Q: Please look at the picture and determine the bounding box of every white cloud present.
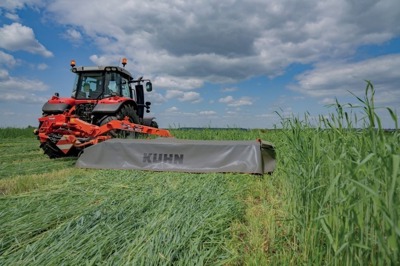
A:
[165,90,183,100]
[62,28,82,45]
[0,65,49,97]
[0,23,53,57]
[319,98,336,105]
[0,75,48,91]
[0,69,9,80]
[180,91,201,102]
[0,51,17,66]
[219,95,253,106]
[0,0,43,10]
[146,91,166,104]
[219,95,234,104]
[45,0,400,82]
[165,106,179,113]
[37,63,48,70]
[89,54,117,66]
[153,76,203,90]
[290,54,400,105]
[0,93,47,104]
[165,90,202,102]
[199,110,216,116]
[4,12,20,21]
[221,87,238,93]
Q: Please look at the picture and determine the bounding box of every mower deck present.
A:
[76,138,276,174]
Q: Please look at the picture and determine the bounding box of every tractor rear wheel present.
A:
[150,120,158,128]
[117,104,140,124]
[99,104,140,138]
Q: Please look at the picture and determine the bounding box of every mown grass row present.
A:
[0,171,251,265]
[0,138,75,182]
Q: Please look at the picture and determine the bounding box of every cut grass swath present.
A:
[0,171,248,265]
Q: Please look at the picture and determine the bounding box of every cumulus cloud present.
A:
[0,70,49,105]
[0,0,43,10]
[0,93,48,104]
[153,76,203,90]
[199,110,217,116]
[165,90,202,103]
[180,91,201,102]
[62,28,83,45]
[146,91,166,104]
[37,63,48,70]
[221,87,238,93]
[166,106,179,113]
[0,51,17,66]
[0,74,48,91]
[4,12,20,21]
[0,23,53,57]
[219,96,234,104]
[290,54,400,105]
[46,0,400,82]
[219,95,253,107]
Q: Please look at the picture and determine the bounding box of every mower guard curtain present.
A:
[76,138,276,174]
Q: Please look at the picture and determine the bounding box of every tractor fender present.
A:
[142,117,158,128]
[92,99,138,114]
[42,102,71,114]
[142,117,156,126]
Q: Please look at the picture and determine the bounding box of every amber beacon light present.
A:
[122,58,127,67]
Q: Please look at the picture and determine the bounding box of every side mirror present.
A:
[145,81,152,92]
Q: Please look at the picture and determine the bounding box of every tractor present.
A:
[35,59,171,158]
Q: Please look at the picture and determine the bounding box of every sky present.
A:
[0,0,399,129]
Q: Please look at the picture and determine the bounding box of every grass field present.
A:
[0,83,399,265]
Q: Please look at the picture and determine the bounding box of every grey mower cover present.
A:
[76,138,276,174]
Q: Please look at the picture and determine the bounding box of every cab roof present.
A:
[71,66,133,78]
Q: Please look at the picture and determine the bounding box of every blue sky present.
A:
[0,0,399,129]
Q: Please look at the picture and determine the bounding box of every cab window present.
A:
[106,72,120,96]
[76,73,103,99]
[121,76,131,98]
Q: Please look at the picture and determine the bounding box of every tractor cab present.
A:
[71,65,138,101]
[67,60,153,124]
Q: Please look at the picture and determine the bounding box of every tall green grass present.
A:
[277,82,399,264]
[0,127,36,138]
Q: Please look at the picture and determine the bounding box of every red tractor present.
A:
[35,59,171,158]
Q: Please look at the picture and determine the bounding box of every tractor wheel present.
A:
[100,104,140,138]
[99,115,118,137]
[117,104,140,124]
[150,120,158,128]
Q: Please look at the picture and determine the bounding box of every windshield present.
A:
[72,71,133,100]
[74,72,104,99]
